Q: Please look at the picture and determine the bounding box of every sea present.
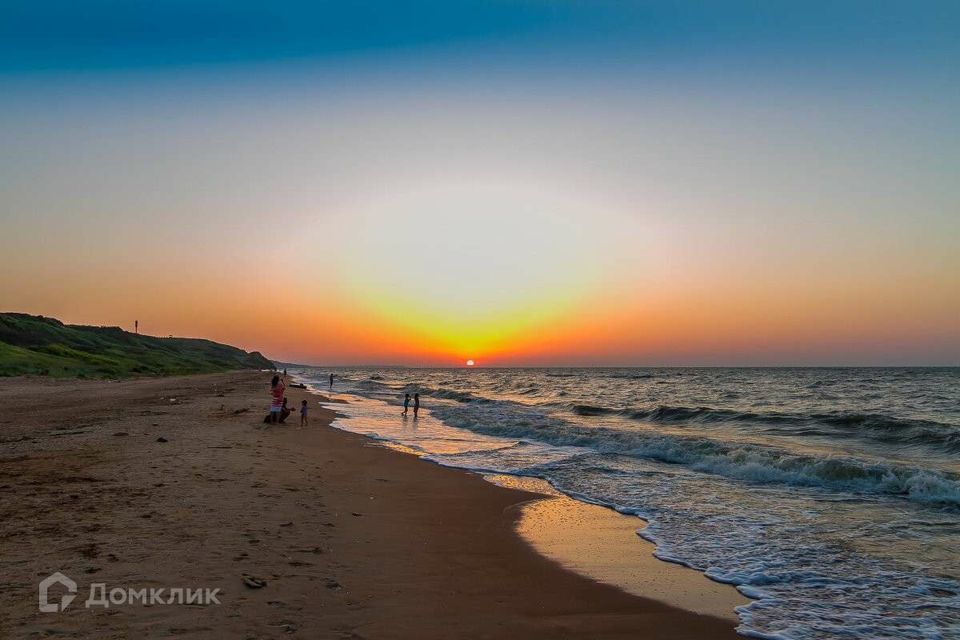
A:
[290,366,960,640]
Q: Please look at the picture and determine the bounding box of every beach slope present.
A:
[0,371,740,638]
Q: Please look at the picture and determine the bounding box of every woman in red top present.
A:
[269,374,285,424]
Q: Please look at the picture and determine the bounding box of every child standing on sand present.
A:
[300,400,308,427]
[413,393,420,418]
[402,393,411,416]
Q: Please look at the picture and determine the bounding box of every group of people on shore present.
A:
[267,373,309,427]
[403,393,420,418]
[268,371,422,425]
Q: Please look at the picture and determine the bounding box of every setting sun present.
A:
[465,360,475,367]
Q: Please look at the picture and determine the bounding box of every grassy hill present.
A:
[0,313,274,378]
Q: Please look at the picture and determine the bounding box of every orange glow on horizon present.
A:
[8,239,957,367]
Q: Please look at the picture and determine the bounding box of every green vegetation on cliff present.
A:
[0,313,273,377]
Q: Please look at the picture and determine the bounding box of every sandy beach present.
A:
[0,371,744,639]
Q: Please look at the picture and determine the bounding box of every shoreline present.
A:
[487,475,747,621]
[312,384,748,622]
[1,371,743,638]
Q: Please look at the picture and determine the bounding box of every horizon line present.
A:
[273,362,960,369]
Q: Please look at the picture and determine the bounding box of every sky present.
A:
[1,1,958,366]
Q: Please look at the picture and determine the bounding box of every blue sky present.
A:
[3,1,958,74]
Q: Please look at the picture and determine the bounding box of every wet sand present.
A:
[0,371,743,638]
[490,475,747,621]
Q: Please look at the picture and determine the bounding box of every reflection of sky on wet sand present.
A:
[323,393,520,457]
[509,476,748,620]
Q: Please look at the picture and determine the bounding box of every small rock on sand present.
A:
[242,575,267,589]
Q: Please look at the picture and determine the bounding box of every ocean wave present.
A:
[572,404,617,416]
[430,405,960,507]
[409,386,492,404]
[630,405,766,423]
[814,413,960,452]
[603,372,654,379]
[565,403,960,453]
[565,402,798,424]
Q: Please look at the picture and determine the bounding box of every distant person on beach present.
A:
[329,373,334,389]
[269,375,285,424]
[300,400,309,427]
[413,393,420,418]
[402,393,411,416]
